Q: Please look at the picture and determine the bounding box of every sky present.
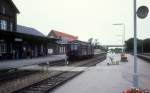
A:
[12,0,150,45]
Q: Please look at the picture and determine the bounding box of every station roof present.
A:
[0,29,57,43]
[48,30,78,42]
[17,25,45,37]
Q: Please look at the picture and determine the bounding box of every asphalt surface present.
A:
[50,53,150,93]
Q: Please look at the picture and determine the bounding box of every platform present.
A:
[0,55,66,70]
[50,54,150,93]
[21,65,88,72]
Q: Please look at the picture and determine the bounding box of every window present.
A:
[2,7,6,14]
[10,22,13,31]
[0,20,7,30]
[59,47,65,54]
[63,47,66,53]
[71,45,74,50]
[59,47,62,54]
[74,44,78,50]
[61,47,63,53]
[41,44,43,53]
[0,43,7,53]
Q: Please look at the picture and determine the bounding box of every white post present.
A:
[133,0,139,88]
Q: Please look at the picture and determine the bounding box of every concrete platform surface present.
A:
[0,55,66,70]
[21,65,88,72]
[50,54,150,93]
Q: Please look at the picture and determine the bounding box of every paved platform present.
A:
[0,55,66,70]
[50,54,150,93]
[21,65,88,72]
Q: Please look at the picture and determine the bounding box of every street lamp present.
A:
[133,0,149,88]
[133,0,139,88]
[112,23,125,53]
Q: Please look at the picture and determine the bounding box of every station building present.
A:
[0,0,57,60]
[0,0,80,61]
[47,30,78,55]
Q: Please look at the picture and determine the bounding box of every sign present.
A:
[15,38,23,42]
[137,6,149,19]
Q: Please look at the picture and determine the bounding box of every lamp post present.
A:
[133,0,139,88]
[133,1,149,89]
[112,23,125,53]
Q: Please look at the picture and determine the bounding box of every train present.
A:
[66,40,94,60]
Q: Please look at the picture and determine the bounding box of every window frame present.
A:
[10,22,13,31]
[0,43,7,54]
[0,20,7,30]
[2,6,6,14]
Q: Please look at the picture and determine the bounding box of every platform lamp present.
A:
[133,0,149,88]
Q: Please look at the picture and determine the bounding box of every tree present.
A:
[125,38,142,53]
[88,38,93,44]
[94,39,99,45]
[88,38,106,52]
[94,39,100,48]
[125,38,134,52]
[143,38,150,53]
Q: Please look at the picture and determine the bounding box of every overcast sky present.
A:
[12,0,150,45]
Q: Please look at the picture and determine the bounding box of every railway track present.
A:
[12,54,106,93]
[13,71,82,93]
[81,54,106,67]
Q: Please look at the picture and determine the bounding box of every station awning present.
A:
[0,30,58,43]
